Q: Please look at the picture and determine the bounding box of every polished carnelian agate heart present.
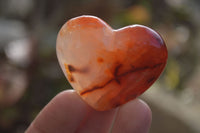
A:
[56,15,168,111]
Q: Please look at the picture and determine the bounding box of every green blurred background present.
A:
[0,0,200,132]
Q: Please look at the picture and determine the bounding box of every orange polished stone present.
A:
[56,15,168,111]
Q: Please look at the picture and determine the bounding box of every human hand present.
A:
[26,90,152,133]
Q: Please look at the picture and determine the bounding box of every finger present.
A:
[25,90,117,133]
[26,90,152,133]
[111,99,152,133]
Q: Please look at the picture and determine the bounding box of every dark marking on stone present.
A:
[67,64,89,73]
[64,63,75,83]
[113,64,122,84]
[97,57,104,63]
[80,62,165,96]
[80,79,113,95]
[114,64,122,76]
[114,78,121,84]
[68,65,76,72]
[69,76,75,82]
[147,77,156,84]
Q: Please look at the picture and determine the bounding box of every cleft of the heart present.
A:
[56,15,168,111]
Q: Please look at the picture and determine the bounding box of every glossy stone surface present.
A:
[56,15,168,111]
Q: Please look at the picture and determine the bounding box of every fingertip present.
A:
[111,99,152,133]
[124,99,152,132]
[52,90,80,106]
[137,99,152,132]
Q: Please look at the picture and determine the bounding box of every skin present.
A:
[26,90,152,133]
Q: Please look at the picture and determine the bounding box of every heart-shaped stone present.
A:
[56,15,168,111]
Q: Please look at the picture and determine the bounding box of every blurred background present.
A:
[0,0,200,132]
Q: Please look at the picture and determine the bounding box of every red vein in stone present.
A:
[80,62,165,95]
